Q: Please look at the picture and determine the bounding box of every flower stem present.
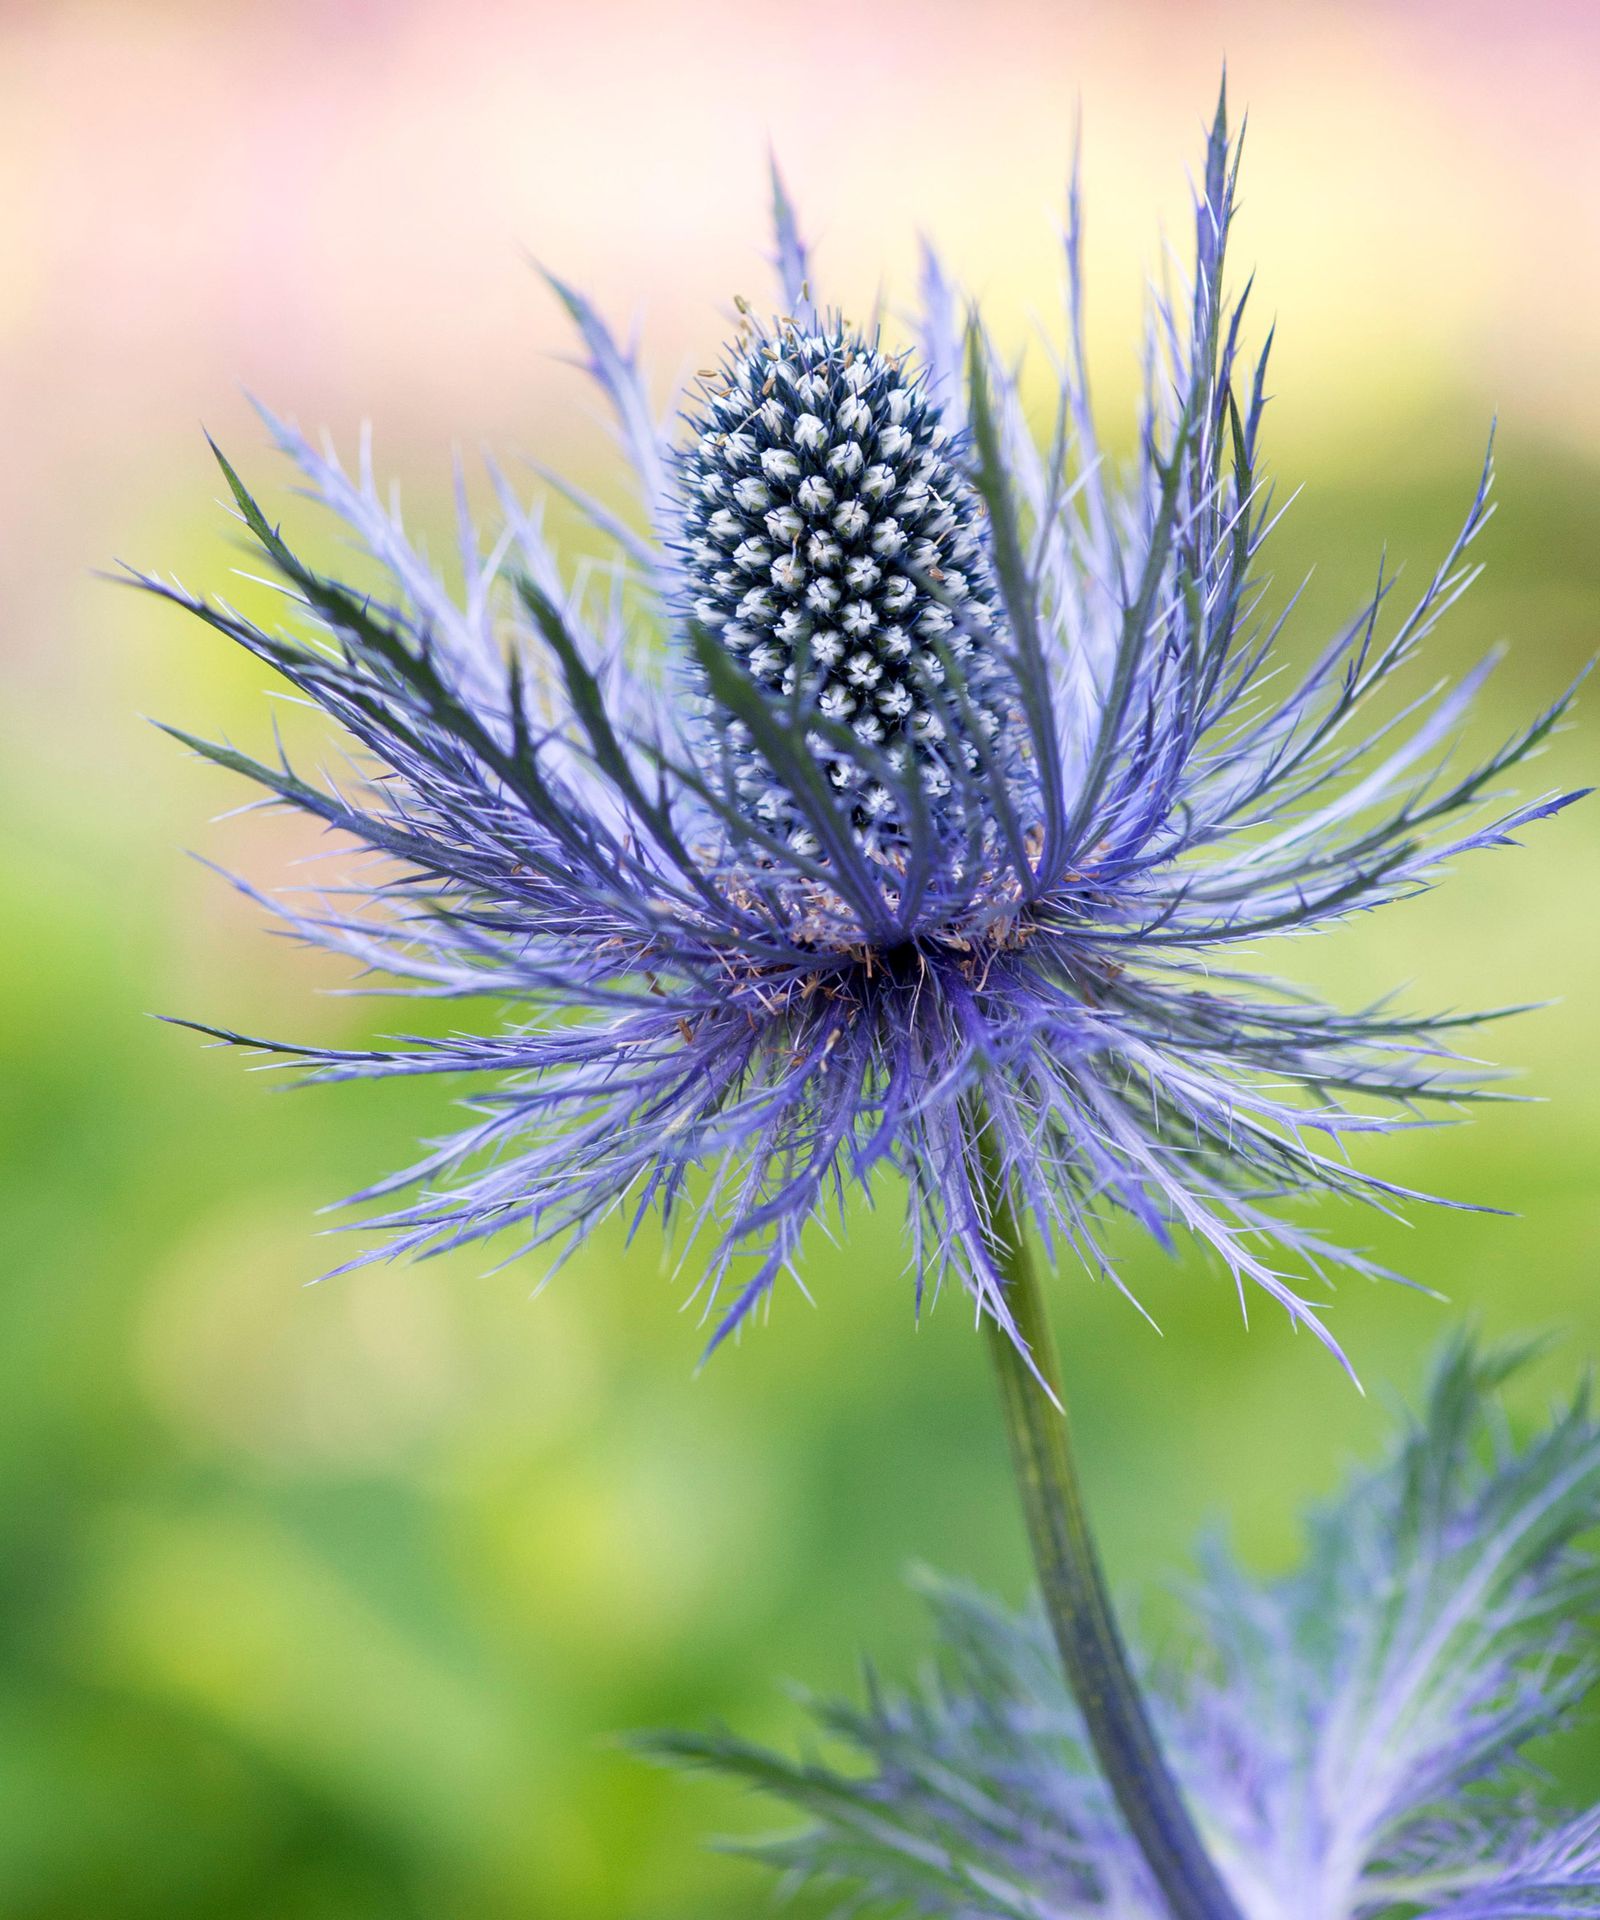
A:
[980,1157,1242,1920]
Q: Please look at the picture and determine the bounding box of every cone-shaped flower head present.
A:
[141,93,1585,1376]
[678,319,1010,857]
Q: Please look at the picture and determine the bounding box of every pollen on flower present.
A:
[676,320,1011,854]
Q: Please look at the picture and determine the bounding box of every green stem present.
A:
[979,1153,1243,1920]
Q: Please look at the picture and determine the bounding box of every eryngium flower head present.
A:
[141,90,1585,1374]
[677,318,1011,854]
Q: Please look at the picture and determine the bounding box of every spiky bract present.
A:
[652,1338,1600,1919]
[141,92,1583,1371]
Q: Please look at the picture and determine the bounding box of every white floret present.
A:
[796,475,835,514]
[838,394,872,435]
[764,504,803,542]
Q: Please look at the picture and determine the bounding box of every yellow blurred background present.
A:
[2,3,1597,1915]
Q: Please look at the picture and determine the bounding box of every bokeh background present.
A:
[3,2,1598,1915]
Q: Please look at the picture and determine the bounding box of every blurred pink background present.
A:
[6,0,1599,663]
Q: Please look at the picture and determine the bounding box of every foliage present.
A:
[653,1336,1600,1918]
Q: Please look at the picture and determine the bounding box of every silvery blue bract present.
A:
[142,89,1583,1376]
[655,1338,1600,1918]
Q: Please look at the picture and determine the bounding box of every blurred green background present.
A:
[2,3,1598,1916]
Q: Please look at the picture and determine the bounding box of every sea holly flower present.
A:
[655,1336,1600,1920]
[141,106,1578,1380]
[139,81,1584,1920]
[676,318,1015,857]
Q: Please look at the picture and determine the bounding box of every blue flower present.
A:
[675,315,1017,859]
[140,92,1584,1375]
